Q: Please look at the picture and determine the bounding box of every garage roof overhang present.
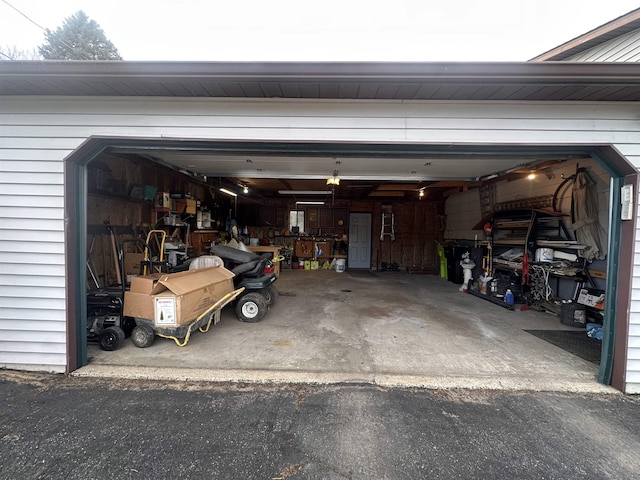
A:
[2,60,640,101]
[5,61,639,199]
[531,8,640,61]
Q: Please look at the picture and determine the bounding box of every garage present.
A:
[1,61,639,392]
[75,139,618,390]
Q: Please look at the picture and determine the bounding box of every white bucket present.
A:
[535,248,554,262]
[336,258,346,272]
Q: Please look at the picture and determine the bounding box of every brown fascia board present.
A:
[531,8,640,61]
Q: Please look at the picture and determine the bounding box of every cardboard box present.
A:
[172,198,196,214]
[173,199,187,214]
[124,253,146,276]
[124,267,235,327]
[154,192,172,211]
[577,288,605,310]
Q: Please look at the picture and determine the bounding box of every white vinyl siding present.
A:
[566,28,640,62]
[0,143,66,372]
[1,96,640,390]
[629,201,640,394]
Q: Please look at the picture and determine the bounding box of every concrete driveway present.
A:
[77,270,611,393]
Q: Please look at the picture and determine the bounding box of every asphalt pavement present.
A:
[1,371,639,480]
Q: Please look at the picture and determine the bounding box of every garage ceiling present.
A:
[109,145,586,200]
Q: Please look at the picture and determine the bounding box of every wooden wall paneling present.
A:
[275,207,286,227]
[372,202,381,267]
[364,201,444,270]
[334,207,348,227]
[238,203,258,226]
[320,208,333,228]
[307,207,319,229]
[424,203,436,236]
[258,206,275,226]
[418,203,428,267]
[410,204,423,268]
[398,203,411,267]
[390,202,402,262]
[423,203,433,270]
[423,238,438,271]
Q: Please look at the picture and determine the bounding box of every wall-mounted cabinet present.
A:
[294,239,334,260]
[294,239,314,258]
[191,230,219,255]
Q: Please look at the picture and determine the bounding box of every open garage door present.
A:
[65,138,634,391]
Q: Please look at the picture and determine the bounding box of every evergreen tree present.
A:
[0,46,42,60]
[39,11,122,60]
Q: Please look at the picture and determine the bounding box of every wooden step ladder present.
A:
[380,206,395,241]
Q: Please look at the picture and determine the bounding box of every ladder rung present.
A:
[380,210,395,240]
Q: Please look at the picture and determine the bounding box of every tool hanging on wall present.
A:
[380,205,396,241]
[104,221,121,286]
[86,234,100,289]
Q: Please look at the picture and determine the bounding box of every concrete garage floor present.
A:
[76,270,614,393]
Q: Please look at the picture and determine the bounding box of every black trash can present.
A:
[444,246,468,285]
[560,302,587,328]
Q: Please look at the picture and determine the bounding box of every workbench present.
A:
[248,245,282,277]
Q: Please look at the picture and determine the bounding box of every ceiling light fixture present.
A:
[243,186,249,194]
[278,190,332,195]
[219,187,237,197]
[295,201,325,205]
[326,170,340,186]
[527,172,536,180]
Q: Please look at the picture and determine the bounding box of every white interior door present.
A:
[348,213,372,269]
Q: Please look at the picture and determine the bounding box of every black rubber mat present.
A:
[524,330,601,365]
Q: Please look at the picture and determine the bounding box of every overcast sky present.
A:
[1,0,639,61]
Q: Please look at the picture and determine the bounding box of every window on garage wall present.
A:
[289,210,304,234]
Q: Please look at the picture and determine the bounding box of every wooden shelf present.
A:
[484,208,595,296]
[494,220,531,229]
[493,239,527,246]
[88,189,147,203]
